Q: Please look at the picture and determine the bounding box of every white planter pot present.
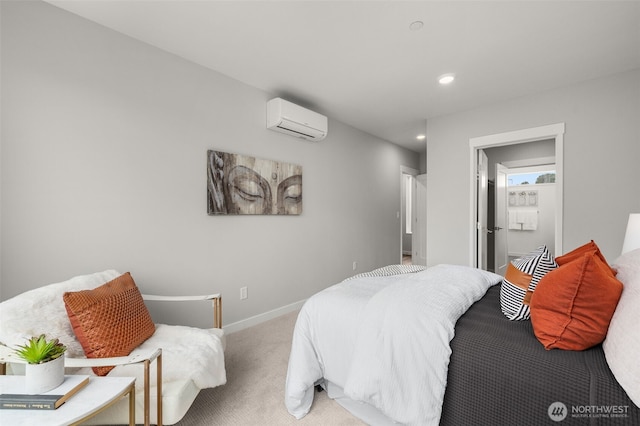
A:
[25,356,65,394]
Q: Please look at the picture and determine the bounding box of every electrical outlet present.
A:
[352,261,357,271]
[240,286,248,300]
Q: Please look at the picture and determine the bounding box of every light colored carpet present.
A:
[175,310,365,425]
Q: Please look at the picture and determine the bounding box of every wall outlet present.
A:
[352,261,357,271]
[240,286,248,300]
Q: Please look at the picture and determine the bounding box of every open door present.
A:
[495,163,509,275]
[477,150,489,269]
[469,123,564,270]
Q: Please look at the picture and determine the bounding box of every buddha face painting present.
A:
[207,150,302,215]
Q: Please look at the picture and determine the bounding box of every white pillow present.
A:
[603,248,640,407]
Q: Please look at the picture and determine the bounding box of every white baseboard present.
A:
[508,252,528,258]
[223,299,306,334]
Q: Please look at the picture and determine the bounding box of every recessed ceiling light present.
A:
[416,134,426,140]
[438,74,455,85]
[409,21,424,31]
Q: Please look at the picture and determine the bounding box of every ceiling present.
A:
[46,1,640,153]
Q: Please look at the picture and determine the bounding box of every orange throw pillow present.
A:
[530,251,622,350]
[63,272,156,375]
[556,240,616,275]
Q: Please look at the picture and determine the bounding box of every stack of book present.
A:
[0,375,89,410]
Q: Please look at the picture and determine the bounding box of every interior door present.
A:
[477,150,489,269]
[495,163,509,275]
[412,174,427,266]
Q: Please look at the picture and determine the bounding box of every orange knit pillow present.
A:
[530,251,622,350]
[63,272,156,375]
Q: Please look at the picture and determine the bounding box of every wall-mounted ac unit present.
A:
[267,98,327,141]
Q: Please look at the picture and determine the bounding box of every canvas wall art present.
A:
[207,150,302,215]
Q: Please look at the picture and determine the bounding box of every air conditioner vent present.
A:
[267,98,327,141]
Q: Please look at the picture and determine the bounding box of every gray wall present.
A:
[0,1,421,328]
[426,68,640,266]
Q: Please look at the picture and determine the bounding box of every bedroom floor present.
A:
[177,310,364,424]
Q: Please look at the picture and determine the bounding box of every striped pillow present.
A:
[500,245,557,321]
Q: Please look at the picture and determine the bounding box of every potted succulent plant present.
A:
[15,334,67,394]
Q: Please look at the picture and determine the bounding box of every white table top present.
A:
[0,375,135,426]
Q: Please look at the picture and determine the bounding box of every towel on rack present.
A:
[508,210,521,230]
[521,210,538,230]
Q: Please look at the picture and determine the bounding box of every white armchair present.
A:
[0,270,226,426]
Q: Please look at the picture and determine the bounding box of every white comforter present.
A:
[285,264,502,425]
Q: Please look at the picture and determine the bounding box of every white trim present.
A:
[400,165,420,264]
[508,251,531,258]
[505,164,556,178]
[501,156,555,169]
[223,299,306,334]
[469,123,565,267]
[469,123,564,148]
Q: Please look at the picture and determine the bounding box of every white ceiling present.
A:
[46,1,640,153]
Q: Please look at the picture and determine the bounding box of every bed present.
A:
[285,248,640,425]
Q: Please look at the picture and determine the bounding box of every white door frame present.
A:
[495,162,509,274]
[400,165,420,263]
[469,123,565,268]
[477,150,489,269]
[414,174,428,266]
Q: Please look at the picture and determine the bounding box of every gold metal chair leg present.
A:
[142,351,162,426]
[213,296,222,328]
[129,382,135,426]
[144,359,150,426]
[157,352,163,426]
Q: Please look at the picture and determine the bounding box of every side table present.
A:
[0,375,135,426]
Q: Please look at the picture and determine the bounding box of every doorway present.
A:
[469,123,565,271]
[400,166,426,266]
[487,160,556,274]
